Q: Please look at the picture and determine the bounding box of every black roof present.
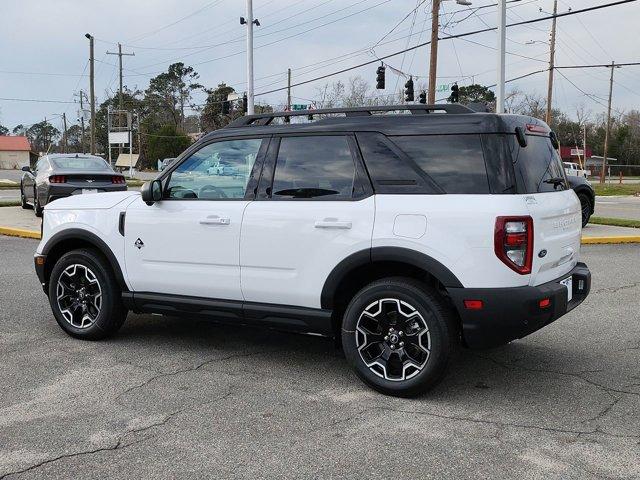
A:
[200,104,548,142]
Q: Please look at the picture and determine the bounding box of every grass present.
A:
[593,184,640,196]
[0,200,20,207]
[590,217,640,229]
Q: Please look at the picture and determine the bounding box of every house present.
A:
[0,136,36,169]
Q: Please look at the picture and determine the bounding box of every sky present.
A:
[1,0,639,133]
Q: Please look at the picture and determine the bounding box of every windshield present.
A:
[510,135,568,193]
[51,157,110,171]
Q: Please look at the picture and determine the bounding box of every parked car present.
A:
[21,154,126,217]
[33,105,591,396]
[567,175,595,227]
[563,161,589,178]
[159,157,176,171]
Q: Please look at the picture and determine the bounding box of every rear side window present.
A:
[272,136,355,199]
[509,135,568,193]
[390,135,490,194]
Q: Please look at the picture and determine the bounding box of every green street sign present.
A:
[291,104,308,111]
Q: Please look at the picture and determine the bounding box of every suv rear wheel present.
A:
[341,278,456,397]
[48,248,127,340]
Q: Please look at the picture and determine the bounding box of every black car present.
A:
[21,154,127,217]
[567,175,595,227]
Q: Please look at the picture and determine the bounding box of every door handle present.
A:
[199,215,230,226]
[314,219,352,229]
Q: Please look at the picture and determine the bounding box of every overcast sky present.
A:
[1,0,639,132]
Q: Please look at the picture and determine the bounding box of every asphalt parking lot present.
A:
[0,236,638,479]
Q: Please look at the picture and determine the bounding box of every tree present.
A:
[145,62,202,128]
[201,83,239,131]
[64,124,85,152]
[27,121,60,153]
[12,124,27,136]
[452,84,496,105]
[0,125,9,136]
[145,125,192,166]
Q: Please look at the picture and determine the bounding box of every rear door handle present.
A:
[200,215,230,226]
[314,219,352,229]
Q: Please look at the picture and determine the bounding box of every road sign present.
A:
[291,104,308,111]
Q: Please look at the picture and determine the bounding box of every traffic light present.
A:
[450,82,459,103]
[419,90,427,104]
[376,64,385,89]
[222,100,230,115]
[404,77,414,102]
[242,93,248,114]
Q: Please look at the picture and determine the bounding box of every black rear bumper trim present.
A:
[449,262,591,348]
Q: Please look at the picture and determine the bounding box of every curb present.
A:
[581,236,640,245]
[0,227,41,239]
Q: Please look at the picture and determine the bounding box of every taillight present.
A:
[111,176,125,184]
[49,175,66,183]
[494,216,533,275]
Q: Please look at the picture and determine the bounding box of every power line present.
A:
[255,0,638,97]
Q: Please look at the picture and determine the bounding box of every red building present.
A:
[559,145,592,164]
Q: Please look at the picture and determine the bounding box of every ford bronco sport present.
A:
[34,104,591,396]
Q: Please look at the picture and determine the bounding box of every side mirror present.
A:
[21,166,32,172]
[141,180,162,205]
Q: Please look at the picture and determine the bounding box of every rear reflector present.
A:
[464,300,484,310]
[539,298,551,309]
[495,216,533,275]
[49,175,66,183]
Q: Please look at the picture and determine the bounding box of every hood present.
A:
[44,191,140,210]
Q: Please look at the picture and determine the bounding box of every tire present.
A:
[34,189,43,217]
[48,248,127,340]
[341,277,456,397]
[20,184,31,210]
[578,193,592,228]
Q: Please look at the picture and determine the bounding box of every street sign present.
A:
[291,104,308,111]
[436,83,451,93]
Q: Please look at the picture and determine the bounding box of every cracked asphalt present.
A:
[0,236,638,479]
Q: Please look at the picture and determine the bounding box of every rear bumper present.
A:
[46,185,127,204]
[449,262,591,348]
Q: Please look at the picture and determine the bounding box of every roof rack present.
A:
[226,103,475,127]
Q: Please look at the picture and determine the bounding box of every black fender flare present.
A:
[41,228,128,291]
[320,246,463,310]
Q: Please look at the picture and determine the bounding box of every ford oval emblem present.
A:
[538,249,547,258]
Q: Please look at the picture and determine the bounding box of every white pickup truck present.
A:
[563,161,589,179]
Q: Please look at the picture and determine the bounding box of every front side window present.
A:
[271,136,355,199]
[166,139,262,199]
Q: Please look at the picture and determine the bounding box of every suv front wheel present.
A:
[48,248,127,340]
[341,278,456,397]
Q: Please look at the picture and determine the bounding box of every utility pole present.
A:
[106,43,135,112]
[601,61,615,184]
[85,33,96,155]
[583,123,587,171]
[287,68,292,111]
[76,90,87,154]
[427,0,440,104]
[496,0,506,113]
[242,0,259,115]
[62,113,68,153]
[545,0,558,125]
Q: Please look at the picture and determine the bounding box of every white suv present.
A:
[34,105,591,396]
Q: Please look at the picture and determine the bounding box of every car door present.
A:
[240,134,375,309]
[124,137,268,300]
[23,158,44,201]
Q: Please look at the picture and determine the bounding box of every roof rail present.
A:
[226,103,475,127]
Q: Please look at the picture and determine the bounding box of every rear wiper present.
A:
[543,177,566,189]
